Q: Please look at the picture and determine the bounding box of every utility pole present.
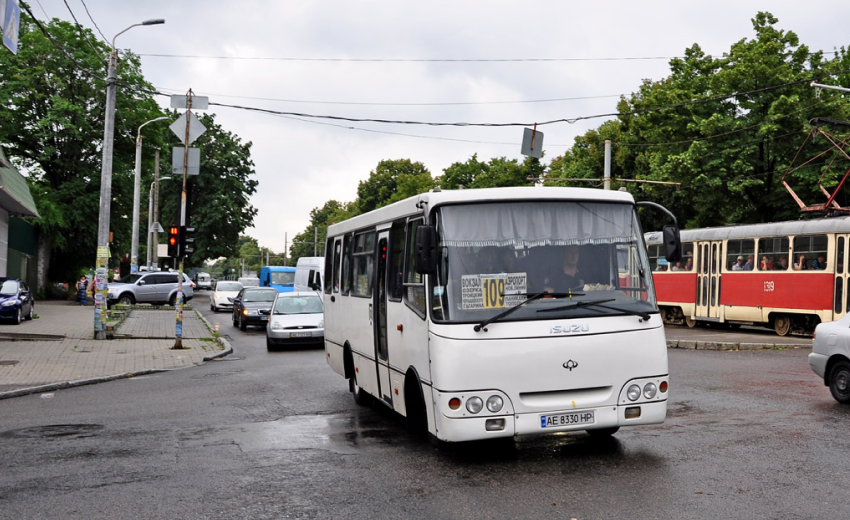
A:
[604,140,612,190]
[152,152,162,270]
[314,227,318,257]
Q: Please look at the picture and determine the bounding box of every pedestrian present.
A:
[76,275,88,306]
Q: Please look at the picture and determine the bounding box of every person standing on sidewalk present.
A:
[77,275,88,306]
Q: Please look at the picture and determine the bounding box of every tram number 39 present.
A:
[763,281,775,292]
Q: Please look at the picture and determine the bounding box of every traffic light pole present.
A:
[173,91,195,349]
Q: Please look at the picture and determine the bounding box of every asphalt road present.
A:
[0,292,844,519]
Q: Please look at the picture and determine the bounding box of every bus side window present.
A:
[388,220,406,302]
[323,238,334,294]
[405,219,427,317]
[332,239,342,293]
[341,233,352,296]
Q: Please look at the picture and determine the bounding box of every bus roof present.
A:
[262,266,295,272]
[645,215,850,244]
[328,186,635,236]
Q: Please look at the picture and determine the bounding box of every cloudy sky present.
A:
[26,1,850,255]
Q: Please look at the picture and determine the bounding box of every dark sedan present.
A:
[0,278,35,324]
[230,287,278,331]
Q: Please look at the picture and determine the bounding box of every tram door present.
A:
[695,241,722,319]
[833,235,850,320]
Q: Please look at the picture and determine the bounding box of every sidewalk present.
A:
[0,300,232,399]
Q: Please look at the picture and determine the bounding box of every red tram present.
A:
[645,216,850,335]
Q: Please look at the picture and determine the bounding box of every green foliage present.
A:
[356,159,433,213]
[441,154,539,189]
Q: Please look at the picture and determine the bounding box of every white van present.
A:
[294,257,324,291]
[196,272,212,290]
[237,276,260,288]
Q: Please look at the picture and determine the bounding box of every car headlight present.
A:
[318,320,324,328]
[1,299,19,307]
[627,384,642,401]
[486,395,503,413]
[466,396,484,414]
[643,383,658,399]
[270,322,283,330]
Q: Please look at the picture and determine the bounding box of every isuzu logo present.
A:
[550,324,590,334]
[563,360,578,371]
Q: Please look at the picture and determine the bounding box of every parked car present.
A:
[230,287,278,331]
[810,314,850,404]
[0,278,35,324]
[263,291,324,351]
[210,280,243,312]
[107,271,194,306]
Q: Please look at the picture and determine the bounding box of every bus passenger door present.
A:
[833,235,849,320]
[695,241,722,320]
[373,232,393,406]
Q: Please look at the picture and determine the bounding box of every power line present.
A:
[78,0,108,43]
[62,0,104,60]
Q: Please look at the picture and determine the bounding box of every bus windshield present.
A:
[431,201,656,323]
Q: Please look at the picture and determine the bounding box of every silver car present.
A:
[264,291,324,351]
[107,271,195,306]
[809,314,850,404]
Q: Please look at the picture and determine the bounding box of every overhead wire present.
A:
[62,0,104,61]
[77,0,108,43]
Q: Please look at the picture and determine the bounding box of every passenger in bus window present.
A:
[760,256,771,270]
[744,255,754,270]
[732,256,746,271]
[671,261,684,271]
[778,256,790,270]
[685,257,693,271]
[811,254,827,270]
[793,254,809,270]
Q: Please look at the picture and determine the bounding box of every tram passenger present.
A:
[811,254,827,270]
[732,256,746,271]
[744,255,754,271]
[760,255,771,270]
[793,254,808,270]
[684,257,694,271]
[778,256,790,270]
[671,261,684,271]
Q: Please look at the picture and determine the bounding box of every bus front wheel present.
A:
[352,371,373,406]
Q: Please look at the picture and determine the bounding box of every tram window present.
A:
[648,244,666,271]
[711,244,718,274]
[758,237,789,271]
[682,245,694,271]
[793,235,828,270]
[726,239,754,271]
[701,244,708,274]
[835,278,844,314]
[838,237,845,275]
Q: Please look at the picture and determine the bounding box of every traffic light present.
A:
[167,226,180,258]
[179,225,195,257]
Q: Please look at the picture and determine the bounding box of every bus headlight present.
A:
[643,383,658,399]
[486,395,503,413]
[466,396,484,414]
[627,384,641,401]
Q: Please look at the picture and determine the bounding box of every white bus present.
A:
[323,186,680,444]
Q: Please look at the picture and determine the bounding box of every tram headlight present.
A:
[466,396,484,414]
[643,383,658,399]
[627,384,641,401]
[486,395,503,413]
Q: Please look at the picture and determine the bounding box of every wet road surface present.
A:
[0,293,846,519]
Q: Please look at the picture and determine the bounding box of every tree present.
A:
[440,155,539,190]
[158,112,258,267]
[356,159,433,213]
[0,14,165,280]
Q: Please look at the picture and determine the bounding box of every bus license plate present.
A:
[540,411,595,428]
[291,332,312,337]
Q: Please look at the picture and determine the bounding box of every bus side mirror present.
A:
[415,225,438,275]
[663,224,682,263]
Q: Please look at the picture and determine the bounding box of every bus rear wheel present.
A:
[774,315,791,336]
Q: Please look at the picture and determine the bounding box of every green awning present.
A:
[0,148,40,218]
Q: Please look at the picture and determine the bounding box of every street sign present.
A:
[149,222,164,233]
[170,94,209,110]
[171,147,200,175]
[169,112,206,145]
[2,0,21,55]
[521,127,543,158]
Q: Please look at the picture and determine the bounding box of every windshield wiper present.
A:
[537,298,651,320]
[474,291,574,332]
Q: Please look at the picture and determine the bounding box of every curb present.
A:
[667,340,810,351]
[0,332,65,341]
[193,307,234,361]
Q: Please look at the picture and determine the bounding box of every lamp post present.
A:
[146,174,172,270]
[94,18,165,339]
[132,116,169,274]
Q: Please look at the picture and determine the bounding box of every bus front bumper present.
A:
[433,401,667,442]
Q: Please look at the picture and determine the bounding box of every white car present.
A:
[264,291,324,351]
[809,314,850,404]
[210,281,243,313]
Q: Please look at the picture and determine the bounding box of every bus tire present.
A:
[774,315,791,336]
[352,371,373,406]
[586,427,619,438]
[828,361,850,404]
[684,316,697,328]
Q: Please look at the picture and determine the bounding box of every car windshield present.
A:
[430,201,657,324]
[273,295,323,315]
[270,272,295,285]
[0,280,18,295]
[242,290,277,303]
[216,282,242,292]
[119,274,144,284]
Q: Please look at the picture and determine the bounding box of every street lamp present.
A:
[132,116,169,274]
[94,18,165,340]
[146,175,172,270]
